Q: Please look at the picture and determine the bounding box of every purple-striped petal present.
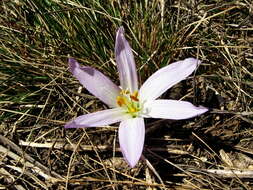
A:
[69,58,120,107]
[115,27,138,93]
[65,108,129,128]
[143,99,208,120]
[139,58,201,101]
[118,118,145,167]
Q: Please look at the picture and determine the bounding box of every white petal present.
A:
[118,118,145,167]
[139,58,201,101]
[65,108,129,128]
[143,99,208,120]
[69,58,120,107]
[115,27,138,93]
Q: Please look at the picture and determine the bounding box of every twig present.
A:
[0,135,62,179]
[190,168,253,178]
[19,140,189,155]
[0,108,65,124]
[0,167,26,190]
[0,146,58,189]
[3,163,47,189]
[144,156,166,190]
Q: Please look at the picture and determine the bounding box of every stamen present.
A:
[130,91,139,101]
[116,96,126,107]
[130,95,139,101]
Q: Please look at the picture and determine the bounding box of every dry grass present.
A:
[0,0,253,189]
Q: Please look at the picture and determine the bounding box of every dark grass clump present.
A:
[0,0,253,189]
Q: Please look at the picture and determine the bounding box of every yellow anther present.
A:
[116,96,126,107]
[130,91,139,101]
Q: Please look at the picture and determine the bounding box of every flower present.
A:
[65,26,208,168]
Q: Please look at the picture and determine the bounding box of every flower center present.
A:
[116,90,141,117]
